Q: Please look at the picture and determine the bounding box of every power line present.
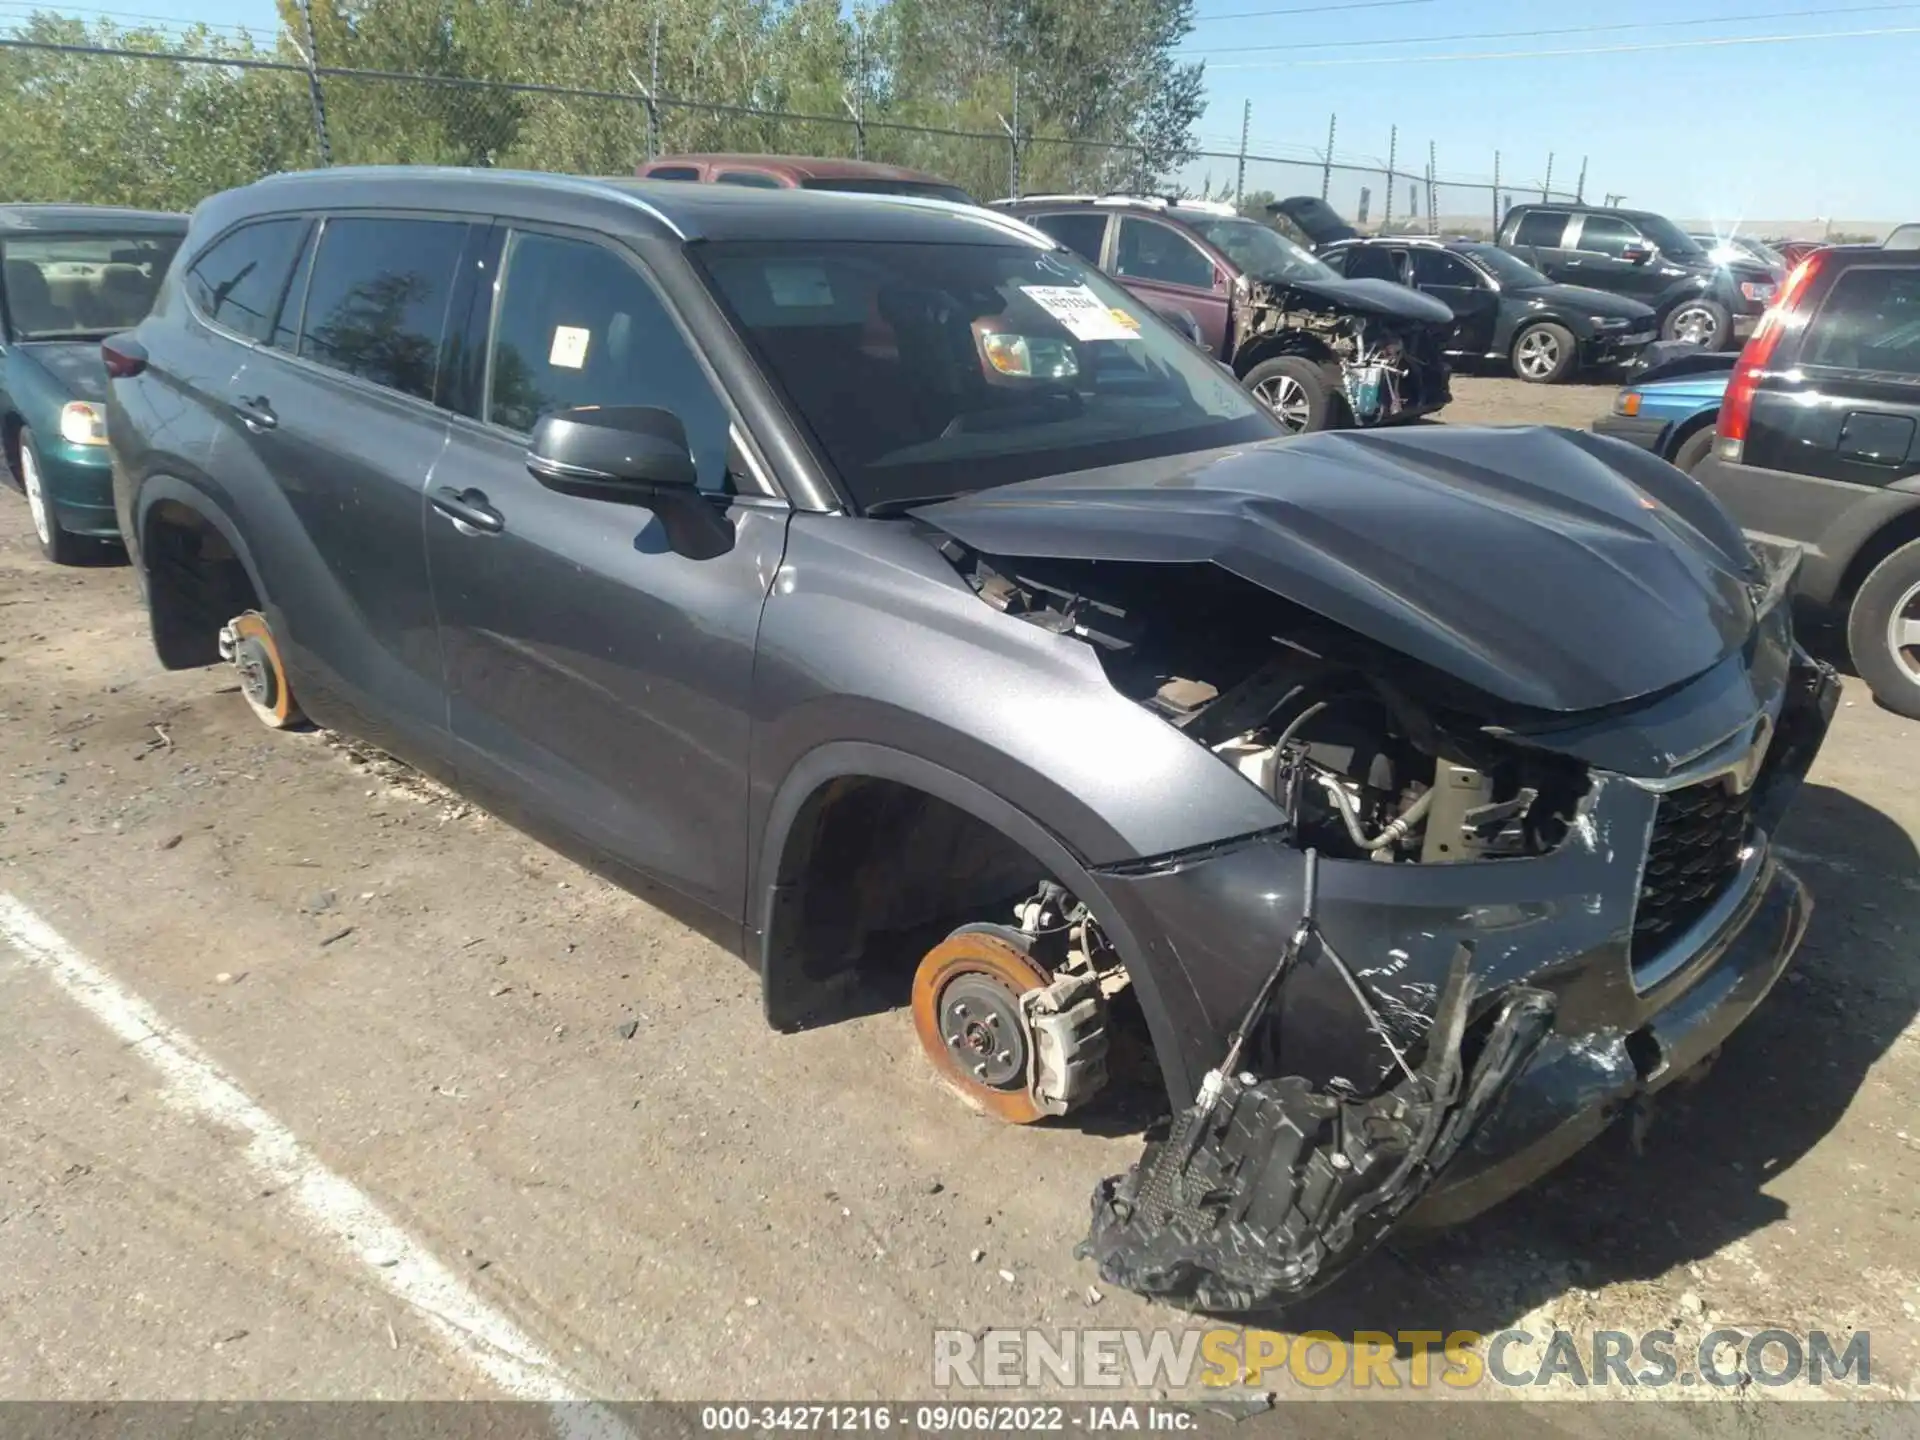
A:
[1193,0,1435,26]
[1180,2,1920,57]
[0,2,270,40]
[1208,22,1920,70]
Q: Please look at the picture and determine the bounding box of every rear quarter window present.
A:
[1028,212,1107,263]
[1804,266,1920,376]
[642,166,701,180]
[185,217,308,342]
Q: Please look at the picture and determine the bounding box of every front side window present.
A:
[1805,266,1920,376]
[695,239,1275,513]
[1343,246,1401,283]
[485,230,732,489]
[1114,218,1216,290]
[297,217,467,403]
[1575,215,1641,258]
[1410,249,1480,287]
[1029,212,1107,263]
[2,229,183,341]
[1461,244,1550,288]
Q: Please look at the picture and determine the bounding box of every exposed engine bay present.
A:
[954,547,1591,865]
[1233,276,1450,427]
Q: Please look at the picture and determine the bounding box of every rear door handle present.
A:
[232,395,277,431]
[431,485,504,535]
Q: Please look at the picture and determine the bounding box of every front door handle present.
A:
[431,485,505,535]
[232,395,277,431]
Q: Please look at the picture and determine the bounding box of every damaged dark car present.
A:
[111,170,1838,1314]
[996,194,1454,433]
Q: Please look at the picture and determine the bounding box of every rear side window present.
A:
[1344,246,1401,283]
[485,230,733,490]
[1804,267,1920,376]
[1512,211,1569,248]
[185,218,307,342]
[1029,212,1107,263]
[1114,218,1214,290]
[716,170,785,188]
[1411,249,1478,286]
[297,217,467,403]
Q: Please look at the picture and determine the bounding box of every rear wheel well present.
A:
[1233,331,1335,379]
[142,499,261,669]
[1836,509,1920,615]
[3,413,22,479]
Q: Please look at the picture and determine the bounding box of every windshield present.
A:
[695,239,1275,513]
[801,177,978,206]
[1179,215,1335,282]
[1634,214,1706,260]
[2,231,182,340]
[1461,244,1550,288]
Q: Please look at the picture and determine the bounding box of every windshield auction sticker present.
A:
[1021,285,1141,342]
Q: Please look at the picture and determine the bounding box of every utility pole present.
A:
[1491,149,1500,238]
[1426,140,1436,233]
[1574,154,1588,204]
[649,18,662,160]
[1541,151,1554,202]
[1234,98,1250,206]
[1320,112,1336,201]
[843,12,867,160]
[1382,124,1396,231]
[295,0,332,166]
[1002,66,1021,199]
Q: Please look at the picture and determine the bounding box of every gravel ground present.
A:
[1,377,1915,1414]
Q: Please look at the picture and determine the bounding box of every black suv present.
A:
[104,167,1835,1312]
[995,195,1454,433]
[1693,242,1920,716]
[1499,203,1776,352]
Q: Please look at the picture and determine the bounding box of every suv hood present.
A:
[1260,274,1456,325]
[913,426,1758,714]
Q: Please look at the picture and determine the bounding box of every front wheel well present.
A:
[3,413,23,479]
[763,776,1053,1028]
[1233,331,1336,379]
[142,498,261,669]
[1663,409,1719,462]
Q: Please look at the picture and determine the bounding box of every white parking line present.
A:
[0,893,634,1437]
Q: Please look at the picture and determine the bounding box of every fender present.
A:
[754,739,1204,1108]
[133,472,273,613]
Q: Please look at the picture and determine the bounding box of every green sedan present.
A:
[2,205,185,562]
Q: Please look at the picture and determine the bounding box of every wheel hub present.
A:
[938,976,1027,1088]
[910,928,1055,1124]
[235,635,279,711]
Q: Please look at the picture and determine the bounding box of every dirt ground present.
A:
[2,376,1916,1413]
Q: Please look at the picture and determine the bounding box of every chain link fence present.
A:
[0,33,1584,225]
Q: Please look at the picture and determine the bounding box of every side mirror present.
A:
[526,405,733,559]
[1620,243,1654,265]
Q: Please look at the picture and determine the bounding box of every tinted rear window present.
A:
[716,170,786,188]
[1805,266,1920,376]
[644,166,700,180]
[185,218,306,342]
[296,217,467,403]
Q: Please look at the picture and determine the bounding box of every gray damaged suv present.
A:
[106,168,1838,1310]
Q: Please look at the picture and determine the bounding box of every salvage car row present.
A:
[0,158,1888,1311]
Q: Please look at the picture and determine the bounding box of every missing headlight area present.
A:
[1235,280,1445,427]
[957,549,1593,864]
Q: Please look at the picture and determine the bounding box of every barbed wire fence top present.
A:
[0,22,1585,222]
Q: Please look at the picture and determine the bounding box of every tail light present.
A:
[1717,250,1828,463]
[101,334,147,379]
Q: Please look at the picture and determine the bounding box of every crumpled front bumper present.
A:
[1079,644,1839,1311]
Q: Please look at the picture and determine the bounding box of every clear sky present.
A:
[7,0,1912,222]
[1177,0,1916,223]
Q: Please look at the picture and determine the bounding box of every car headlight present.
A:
[1592,315,1630,329]
[59,401,107,447]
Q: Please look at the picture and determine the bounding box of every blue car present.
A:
[1591,344,1734,475]
[2,205,186,562]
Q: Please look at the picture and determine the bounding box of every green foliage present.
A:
[2,0,1204,208]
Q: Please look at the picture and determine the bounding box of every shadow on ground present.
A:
[1264,781,1918,1342]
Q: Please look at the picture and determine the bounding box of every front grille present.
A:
[1631,778,1755,963]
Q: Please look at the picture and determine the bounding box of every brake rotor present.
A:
[228,611,304,730]
[911,928,1054,1125]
